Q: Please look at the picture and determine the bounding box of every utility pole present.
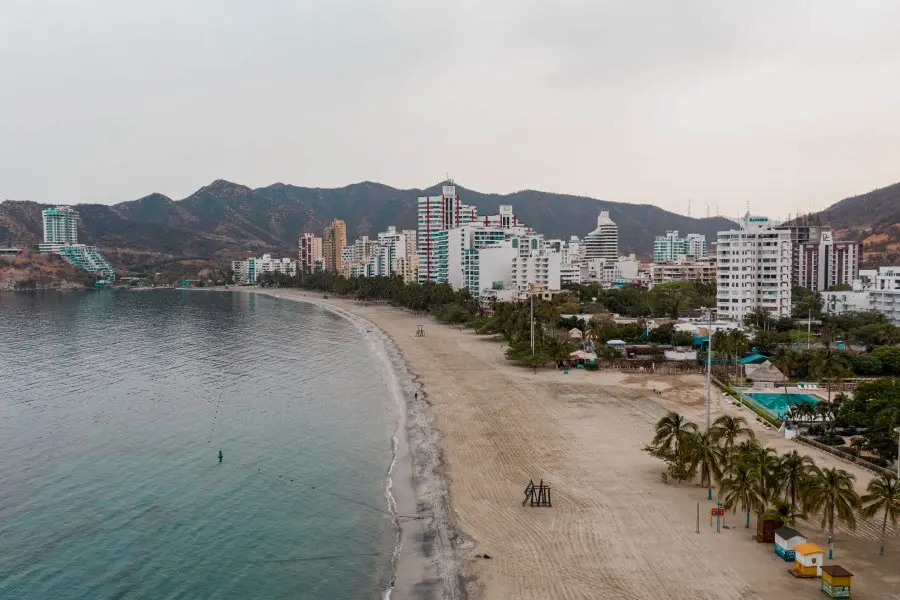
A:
[807,306,812,350]
[530,285,535,356]
[706,308,713,501]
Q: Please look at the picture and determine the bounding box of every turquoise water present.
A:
[745,392,818,419]
[0,290,398,599]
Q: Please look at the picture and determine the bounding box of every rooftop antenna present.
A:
[706,204,710,219]
[688,198,691,218]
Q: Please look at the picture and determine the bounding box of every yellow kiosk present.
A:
[792,542,825,577]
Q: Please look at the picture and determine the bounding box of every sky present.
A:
[2,1,900,219]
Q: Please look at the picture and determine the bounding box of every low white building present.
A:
[868,267,900,326]
[231,254,297,284]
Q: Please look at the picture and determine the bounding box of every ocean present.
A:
[0,290,402,599]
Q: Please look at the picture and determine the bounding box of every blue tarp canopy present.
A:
[738,353,768,365]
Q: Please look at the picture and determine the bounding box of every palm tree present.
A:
[686,432,725,491]
[763,500,806,528]
[729,329,750,387]
[748,446,782,506]
[804,467,861,559]
[779,451,818,515]
[861,473,900,555]
[719,460,765,528]
[772,348,797,409]
[711,414,755,455]
[809,347,851,406]
[652,411,698,458]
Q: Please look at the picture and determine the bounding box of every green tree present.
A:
[810,347,851,406]
[779,451,818,516]
[861,473,900,555]
[719,459,765,528]
[652,411,698,458]
[647,281,698,320]
[711,414,755,455]
[873,346,900,376]
[685,431,725,491]
[804,467,861,559]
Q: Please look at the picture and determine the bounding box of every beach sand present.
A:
[258,290,899,600]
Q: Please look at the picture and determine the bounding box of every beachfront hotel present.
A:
[716,214,793,320]
[39,206,116,280]
[298,233,323,273]
[324,219,347,273]
[231,254,297,284]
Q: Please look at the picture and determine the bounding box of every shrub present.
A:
[584,362,599,371]
[815,433,845,446]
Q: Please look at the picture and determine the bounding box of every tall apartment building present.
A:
[716,215,793,321]
[323,219,347,273]
[40,206,79,251]
[867,267,900,326]
[417,183,477,283]
[653,230,708,262]
[584,211,618,261]
[298,233,323,273]
[780,221,825,286]
[511,248,562,296]
[796,230,860,292]
[231,254,297,284]
[447,225,507,292]
[340,235,378,278]
[39,205,115,279]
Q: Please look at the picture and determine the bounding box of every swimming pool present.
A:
[744,392,818,419]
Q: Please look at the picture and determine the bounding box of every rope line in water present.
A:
[207,392,224,445]
[250,466,427,522]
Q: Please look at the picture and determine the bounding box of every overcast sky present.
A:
[2,1,899,219]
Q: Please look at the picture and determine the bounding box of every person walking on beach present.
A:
[218,449,223,464]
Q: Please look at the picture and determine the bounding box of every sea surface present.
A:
[0,290,400,599]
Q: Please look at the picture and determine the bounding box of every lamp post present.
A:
[705,308,713,500]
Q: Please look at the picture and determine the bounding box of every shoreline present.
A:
[246,289,461,600]
[197,287,897,599]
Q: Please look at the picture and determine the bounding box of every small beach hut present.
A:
[821,565,853,598]
[774,526,806,560]
[793,542,825,577]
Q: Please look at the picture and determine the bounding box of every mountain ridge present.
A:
[0,179,763,272]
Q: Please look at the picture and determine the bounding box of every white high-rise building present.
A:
[298,233,323,273]
[231,254,297,284]
[40,206,79,251]
[417,183,477,284]
[370,227,418,282]
[447,225,507,292]
[653,230,708,262]
[584,211,618,262]
[716,214,793,321]
[685,234,708,258]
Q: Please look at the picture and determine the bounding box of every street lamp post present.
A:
[706,308,713,500]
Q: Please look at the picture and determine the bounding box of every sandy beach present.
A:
[255,289,898,600]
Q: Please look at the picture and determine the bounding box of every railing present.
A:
[794,435,895,477]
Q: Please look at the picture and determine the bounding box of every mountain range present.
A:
[2,178,898,274]
[0,180,736,272]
